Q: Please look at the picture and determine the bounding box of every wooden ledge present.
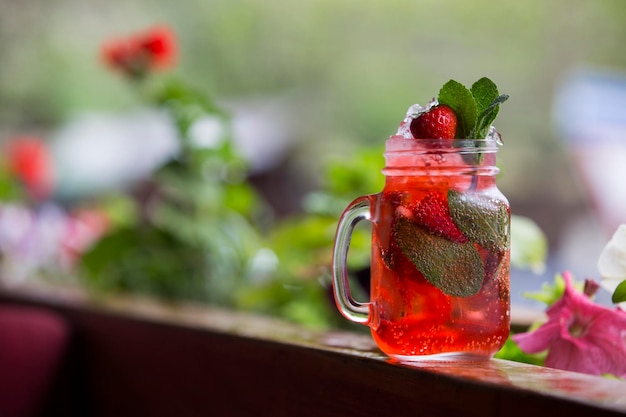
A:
[1,284,625,417]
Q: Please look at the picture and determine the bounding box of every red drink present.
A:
[369,137,510,359]
[333,136,510,361]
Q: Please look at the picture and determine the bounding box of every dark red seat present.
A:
[0,305,70,417]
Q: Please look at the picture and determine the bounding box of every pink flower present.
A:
[513,271,626,377]
[101,25,177,79]
[60,208,110,267]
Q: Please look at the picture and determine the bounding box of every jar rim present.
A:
[382,135,500,175]
[384,135,501,154]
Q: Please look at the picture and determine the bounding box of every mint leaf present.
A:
[393,218,484,297]
[448,189,510,254]
[438,80,476,139]
[612,280,626,304]
[471,78,499,114]
[473,94,509,139]
[470,77,507,138]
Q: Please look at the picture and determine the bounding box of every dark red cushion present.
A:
[0,306,70,417]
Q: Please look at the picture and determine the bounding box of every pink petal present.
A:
[544,338,588,373]
[546,335,626,377]
[514,271,626,377]
[512,320,561,353]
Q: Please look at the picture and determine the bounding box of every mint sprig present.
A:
[437,77,509,140]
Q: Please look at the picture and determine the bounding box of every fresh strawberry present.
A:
[410,105,457,139]
[412,191,467,243]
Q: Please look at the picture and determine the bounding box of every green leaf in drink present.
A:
[393,217,485,298]
[448,189,510,254]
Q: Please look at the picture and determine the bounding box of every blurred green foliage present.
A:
[73,52,383,329]
[510,214,548,273]
[0,161,27,203]
[80,76,268,306]
[235,147,384,328]
[3,0,626,206]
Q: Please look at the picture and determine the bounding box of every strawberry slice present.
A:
[410,105,457,139]
[410,191,468,243]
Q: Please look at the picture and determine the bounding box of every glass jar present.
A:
[332,136,510,361]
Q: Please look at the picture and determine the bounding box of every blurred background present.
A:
[1,0,626,326]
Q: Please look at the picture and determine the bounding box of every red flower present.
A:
[101,25,177,79]
[6,136,55,201]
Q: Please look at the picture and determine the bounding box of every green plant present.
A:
[80,26,267,305]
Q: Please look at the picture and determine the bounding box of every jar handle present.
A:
[331,195,373,324]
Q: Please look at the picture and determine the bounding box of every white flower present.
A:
[597,224,626,305]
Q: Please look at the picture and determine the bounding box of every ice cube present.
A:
[395,100,437,138]
[487,125,504,145]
